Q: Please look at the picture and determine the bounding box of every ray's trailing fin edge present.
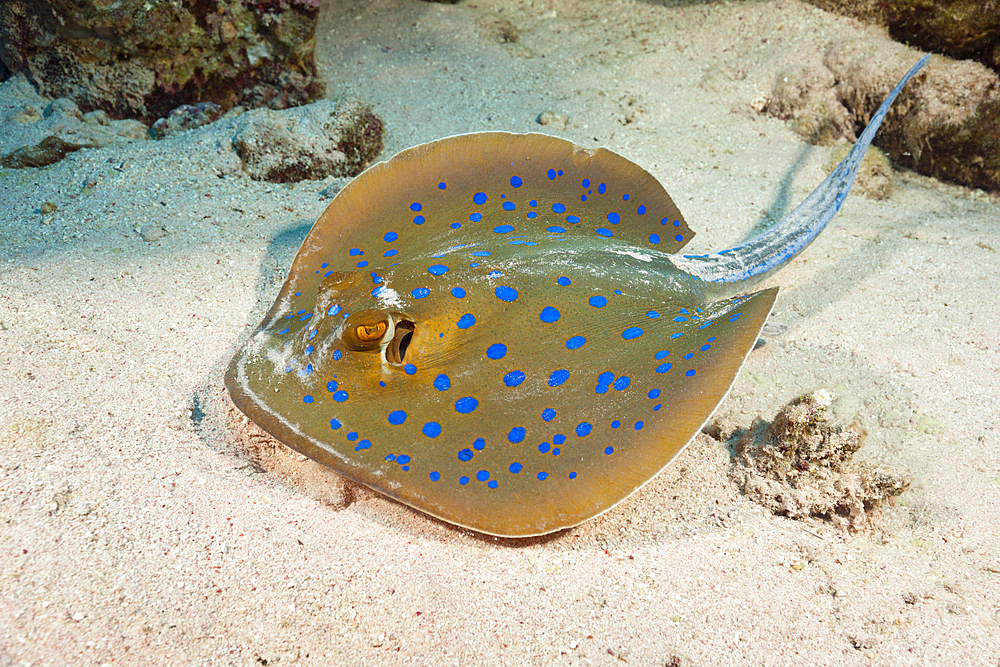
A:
[225,55,930,537]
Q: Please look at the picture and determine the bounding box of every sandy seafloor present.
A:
[2,0,1000,665]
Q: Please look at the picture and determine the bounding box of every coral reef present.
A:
[731,390,911,533]
[0,0,324,123]
[232,100,384,182]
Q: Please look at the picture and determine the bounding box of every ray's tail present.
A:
[672,54,929,291]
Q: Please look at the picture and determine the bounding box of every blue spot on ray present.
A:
[548,369,570,387]
[455,397,479,414]
[504,370,526,387]
[495,286,519,302]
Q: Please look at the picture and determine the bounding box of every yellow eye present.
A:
[356,321,387,341]
[342,310,389,351]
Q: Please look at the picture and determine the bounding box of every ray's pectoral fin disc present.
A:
[224,130,779,537]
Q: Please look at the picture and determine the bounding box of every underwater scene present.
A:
[1,0,999,664]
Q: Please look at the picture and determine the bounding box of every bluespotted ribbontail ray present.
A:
[226,55,929,537]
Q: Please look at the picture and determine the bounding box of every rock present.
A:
[82,110,111,127]
[0,74,152,167]
[537,110,569,131]
[827,44,1000,193]
[43,97,80,120]
[763,42,1000,192]
[138,226,167,242]
[477,15,520,43]
[804,0,1000,73]
[731,390,911,533]
[150,102,222,140]
[1,136,92,168]
[232,100,384,182]
[0,0,324,123]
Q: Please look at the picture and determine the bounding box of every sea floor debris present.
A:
[731,389,911,532]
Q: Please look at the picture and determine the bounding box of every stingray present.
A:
[226,56,928,537]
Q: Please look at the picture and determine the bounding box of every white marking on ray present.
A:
[607,247,653,262]
[374,285,404,308]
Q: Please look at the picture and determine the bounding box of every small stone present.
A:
[219,20,237,44]
[139,226,167,242]
[150,102,222,139]
[83,110,111,126]
[13,105,42,123]
[44,98,82,120]
[537,110,568,131]
[761,321,788,337]
[477,16,520,43]
[1,136,91,169]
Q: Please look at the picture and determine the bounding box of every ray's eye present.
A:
[342,309,389,351]
[356,322,387,341]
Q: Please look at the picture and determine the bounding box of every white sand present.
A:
[3,0,999,664]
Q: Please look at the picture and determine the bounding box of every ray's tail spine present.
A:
[672,54,929,289]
